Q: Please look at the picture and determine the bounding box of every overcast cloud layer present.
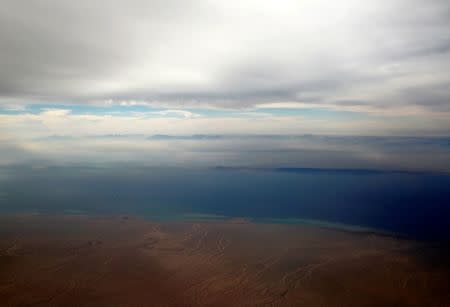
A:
[1,0,450,112]
[1,0,450,169]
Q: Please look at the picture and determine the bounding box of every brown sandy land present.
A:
[0,214,449,307]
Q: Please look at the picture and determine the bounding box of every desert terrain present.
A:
[0,214,449,306]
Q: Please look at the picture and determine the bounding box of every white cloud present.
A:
[147,109,200,118]
[40,109,72,117]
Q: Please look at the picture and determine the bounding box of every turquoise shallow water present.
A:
[18,210,396,237]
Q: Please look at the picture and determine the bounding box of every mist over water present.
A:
[1,165,449,241]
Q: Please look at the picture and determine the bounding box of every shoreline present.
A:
[0,210,411,242]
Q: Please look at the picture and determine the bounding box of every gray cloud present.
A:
[0,0,450,111]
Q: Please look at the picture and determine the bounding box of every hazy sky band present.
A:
[1,103,450,137]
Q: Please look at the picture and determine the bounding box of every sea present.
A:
[1,165,449,241]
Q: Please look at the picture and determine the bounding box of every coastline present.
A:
[0,210,410,241]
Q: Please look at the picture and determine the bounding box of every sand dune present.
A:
[0,214,449,306]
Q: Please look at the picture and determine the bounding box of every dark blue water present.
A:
[1,165,449,241]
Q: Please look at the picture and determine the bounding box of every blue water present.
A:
[1,165,449,241]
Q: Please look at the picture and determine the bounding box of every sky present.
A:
[1,0,450,170]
